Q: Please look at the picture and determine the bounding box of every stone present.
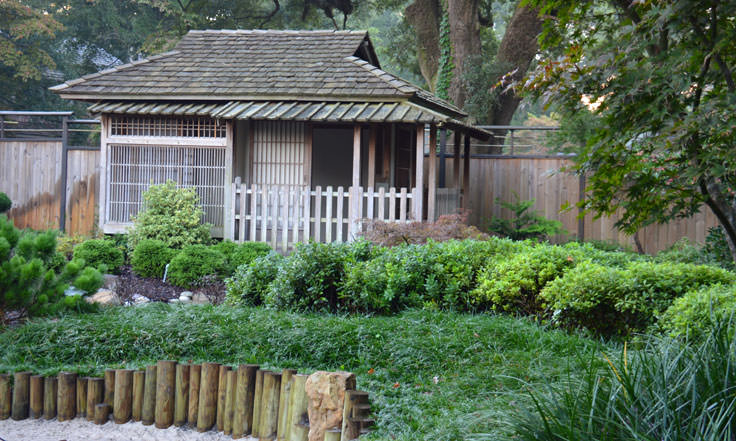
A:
[304,371,356,441]
[131,294,150,305]
[85,289,122,306]
[103,274,119,290]
[169,298,182,304]
[191,293,210,305]
[178,295,191,303]
[179,291,193,299]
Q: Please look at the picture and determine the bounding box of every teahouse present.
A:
[52,30,490,250]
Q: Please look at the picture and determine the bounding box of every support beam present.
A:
[389,124,396,187]
[462,134,471,210]
[427,125,437,221]
[99,115,109,233]
[224,120,234,240]
[368,126,377,189]
[438,127,447,188]
[414,124,425,221]
[453,131,461,188]
[349,125,362,239]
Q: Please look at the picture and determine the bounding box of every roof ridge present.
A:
[49,50,181,91]
[187,29,366,35]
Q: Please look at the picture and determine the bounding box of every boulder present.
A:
[304,371,356,441]
[102,274,119,290]
[131,294,150,305]
[191,293,210,305]
[85,289,121,306]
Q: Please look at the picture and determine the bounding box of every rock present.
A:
[103,274,119,290]
[169,298,182,304]
[131,294,150,305]
[191,293,210,305]
[85,289,121,306]
[305,371,356,441]
[180,291,193,299]
[178,295,191,303]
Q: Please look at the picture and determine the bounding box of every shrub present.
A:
[212,241,272,276]
[487,194,566,241]
[167,244,226,289]
[131,239,175,279]
[127,180,211,250]
[56,233,88,260]
[361,213,488,246]
[659,284,736,340]
[225,252,284,306]
[0,192,11,213]
[541,261,735,336]
[72,239,124,273]
[655,238,705,265]
[703,226,735,270]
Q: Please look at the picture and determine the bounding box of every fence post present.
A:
[59,116,69,233]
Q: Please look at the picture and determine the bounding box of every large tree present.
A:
[525,0,736,260]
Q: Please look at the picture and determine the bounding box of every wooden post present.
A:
[188,364,201,426]
[132,370,145,422]
[453,130,461,189]
[216,365,230,431]
[11,371,30,420]
[113,369,133,424]
[141,365,156,426]
[76,377,87,418]
[232,364,258,438]
[57,372,77,422]
[260,371,282,441]
[462,134,470,210]
[174,364,190,427]
[439,127,447,188]
[414,124,425,221]
[86,378,104,422]
[326,429,342,441]
[277,369,297,441]
[94,403,110,425]
[286,374,309,441]
[43,377,57,420]
[104,369,115,408]
[349,125,362,239]
[197,362,220,432]
[155,360,177,429]
[0,374,10,420]
[252,369,265,437]
[224,120,234,240]
[368,125,377,189]
[224,370,236,435]
[427,124,438,221]
[341,390,369,441]
[30,375,44,418]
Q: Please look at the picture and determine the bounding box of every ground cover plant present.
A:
[0,305,608,441]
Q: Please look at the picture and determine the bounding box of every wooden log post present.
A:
[341,390,369,441]
[11,371,30,420]
[251,369,265,437]
[57,372,77,422]
[188,364,201,426]
[29,375,44,419]
[104,369,115,407]
[132,370,145,422]
[197,362,220,432]
[141,364,157,426]
[224,370,236,435]
[260,371,282,441]
[349,124,362,239]
[43,377,57,419]
[113,369,133,424]
[155,360,177,429]
[94,403,110,425]
[232,364,258,439]
[174,364,190,427]
[277,369,297,441]
[86,378,104,422]
[76,377,87,418]
[286,374,309,441]
[326,428,342,441]
[0,374,10,420]
[216,365,230,431]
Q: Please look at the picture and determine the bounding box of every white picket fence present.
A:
[229,178,417,252]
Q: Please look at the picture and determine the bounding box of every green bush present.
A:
[131,239,175,279]
[703,226,735,270]
[72,239,124,273]
[0,192,11,213]
[212,241,272,276]
[225,252,284,306]
[659,284,736,339]
[487,194,566,241]
[127,180,211,250]
[167,244,226,289]
[541,261,735,336]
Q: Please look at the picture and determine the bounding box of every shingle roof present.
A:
[51,29,466,119]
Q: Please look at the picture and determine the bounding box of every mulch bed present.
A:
[115,266,225,304]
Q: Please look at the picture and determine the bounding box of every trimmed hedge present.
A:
[658,284,736,340]
[131,239,175,279]
[72,239,124,273]
[167,244,227,289]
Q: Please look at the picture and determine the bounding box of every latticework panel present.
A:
[110,116,226,138]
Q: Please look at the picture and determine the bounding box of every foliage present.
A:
[361,213,488,246]
[225,252,285,306]
[55,233,88,260]
[435,8,453,100]
[127,180,211,250]
[72,239,124,273]
[655,232,736,271]
[703,226,736,270]
[0,305,607,441]
[167,244,226,289]
[213,240,272,276]
[130,239,175,279]
[488,194,565,241]
[0,192,10,213]
[540,261,735,336]
[0,215,101,324]
[524,0,736,262]
[659,284,736,340]
[512,322,736,441]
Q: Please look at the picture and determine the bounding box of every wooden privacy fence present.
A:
[231,179,417,252]
[0,363,373,441]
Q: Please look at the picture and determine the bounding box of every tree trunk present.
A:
[405,0,441,91]
[447,0,482,108]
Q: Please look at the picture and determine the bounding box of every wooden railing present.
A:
[230,178,418,252]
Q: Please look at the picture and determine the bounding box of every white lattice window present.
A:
[252,121,306,186]
[110,115,225,138]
